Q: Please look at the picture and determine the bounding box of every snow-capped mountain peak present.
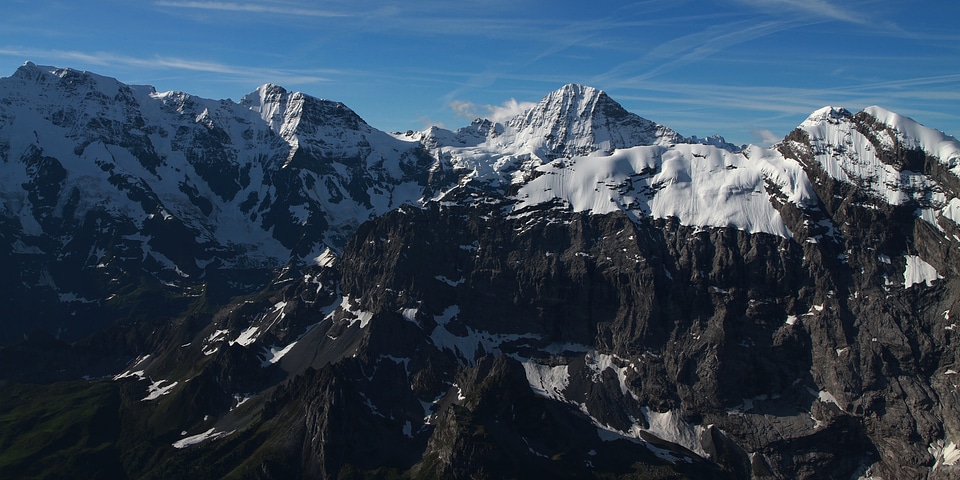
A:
[3,65,960,480]
[240,83,293,133]
[0,64,436,332]
[9,61,130,97]
[800,105,853,127]
[504,83,682,159]
[862,105,960,172]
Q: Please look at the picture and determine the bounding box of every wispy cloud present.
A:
[750,128,782,147]
[614,76,960,116]
[448,100,478,119]
[734,0,867,24]
[605,71,960,140]
[485,99,537,123]
[153,1,350,17]
[0,47,341,85]
[593,18,810,85]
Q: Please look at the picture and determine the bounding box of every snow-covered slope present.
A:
[5,66,960,480]
[796,105,960,232]
[0,62,433,341]
[511,143,815,237]
[409,84,688,191]
[0,63,432,268]
[412,84,814,238]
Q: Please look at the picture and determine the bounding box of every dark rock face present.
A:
[0,66,958,479]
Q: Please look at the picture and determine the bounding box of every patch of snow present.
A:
[811,414,824,430]
[429,305,539,363]
[142,379,179,401]
[903,255,942,288]
[815,389,844,411]
[336,296,374,329]
[942,198,960,226]
[930,440,960,469]
[172,427,235,449]
[205,329,229,345]
[233,393,254,409]
[313,247,337,267]
[261,341,297,366]
[917,207,945,232]
[522,361,569,401]
[114,354,151,380]
[726,394,772,415]
[114,369,145,381]
[232,325,260,347]
[642,407,708,458]
[289,204,310,225]
[401,307,420,324]
[584,350,633,397]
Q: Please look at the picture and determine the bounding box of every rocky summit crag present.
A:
[0,63,958,479]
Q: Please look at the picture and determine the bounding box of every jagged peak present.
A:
[238,83,369,135]
[507,83,633,133]
[548,83,607,102]
[7,61,130,98]
[801,106,853,127]
[518,83,616,121]
[239,83,289,110]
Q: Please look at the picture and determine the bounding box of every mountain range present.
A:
[0,62,958,479]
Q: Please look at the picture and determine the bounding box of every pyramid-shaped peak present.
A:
[510,84,630,129]
[239,83,289,109]
[501,84,681,158]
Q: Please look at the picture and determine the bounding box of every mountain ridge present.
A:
[1,63,959,479]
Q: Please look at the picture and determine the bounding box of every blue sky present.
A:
[1,0,958,146]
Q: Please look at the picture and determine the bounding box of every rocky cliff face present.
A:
[0,64,958,479]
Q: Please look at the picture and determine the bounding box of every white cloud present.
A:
[750,128,782,147]
[448,98,536,123]
[484,99,537,123]
[0,47,337,85]
[447,100,478,119]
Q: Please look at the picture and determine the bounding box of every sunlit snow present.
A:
[903,255,942,288]
[142,379,179,401]
[521,361,569,401]
[509,143,813,238]
[172,427,235,449]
